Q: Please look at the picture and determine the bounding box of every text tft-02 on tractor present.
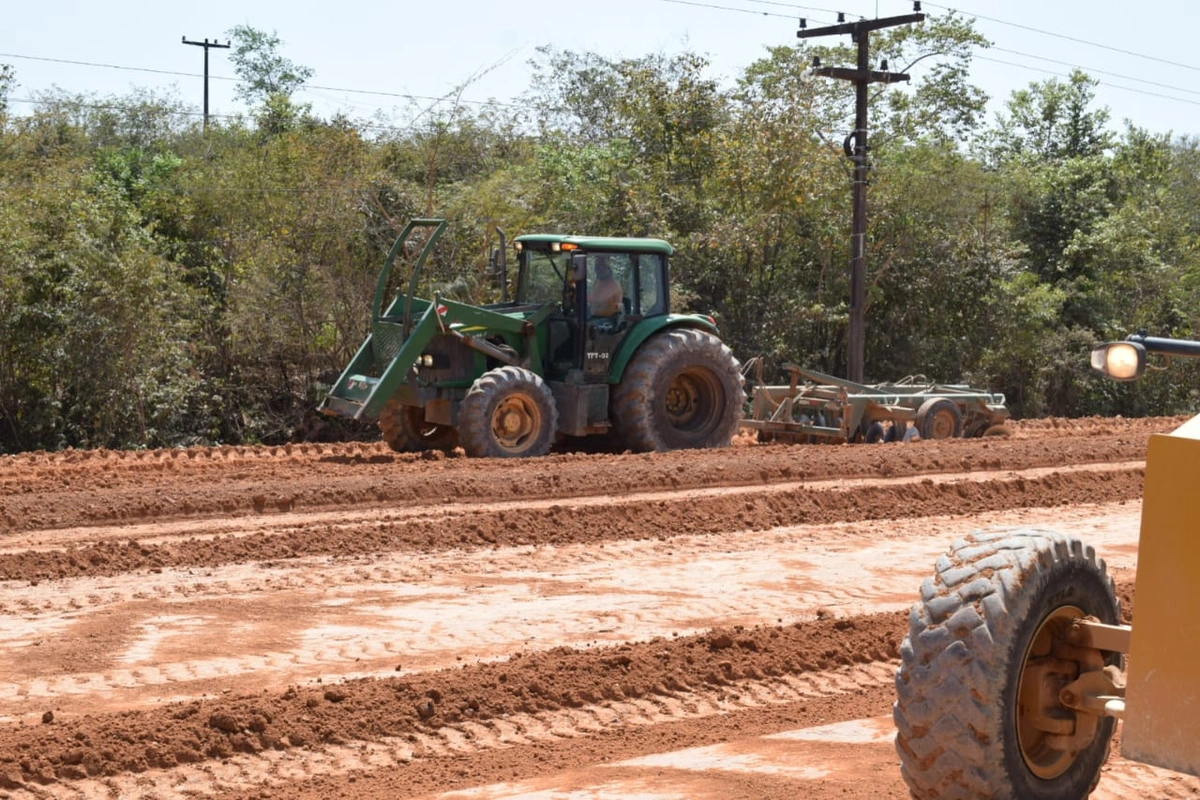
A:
[319,219,743,458]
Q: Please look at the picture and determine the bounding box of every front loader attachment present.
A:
[320,302,444,420]
[319,219,447,421]
[320,218,552,423]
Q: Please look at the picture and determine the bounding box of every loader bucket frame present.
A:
[371,218,447,365]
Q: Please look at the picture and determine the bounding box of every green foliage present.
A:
[1,17,1198,452]
[0,64,14,116]
[227,26,315,111]
[984,70,1113,164]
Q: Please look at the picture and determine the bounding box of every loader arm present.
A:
[321,297,553,422]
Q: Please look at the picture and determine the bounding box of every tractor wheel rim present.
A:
[492,395,539,451]
[665,369,717,431]
[1016,604,1087,780]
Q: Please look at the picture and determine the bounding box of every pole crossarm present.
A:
[796,13,926,40]
[815,67,911,84]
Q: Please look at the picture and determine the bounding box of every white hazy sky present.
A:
[3,0,1198,139]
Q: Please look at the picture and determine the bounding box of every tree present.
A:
[0,64,13,116]
[984,70,1112,164]
[224,25,312,120]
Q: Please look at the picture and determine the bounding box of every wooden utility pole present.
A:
[797,5,924,383]
[181,36,231,132]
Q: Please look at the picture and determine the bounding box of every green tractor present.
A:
[319,219,743,458]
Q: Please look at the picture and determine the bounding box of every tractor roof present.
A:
[514,234,674,256]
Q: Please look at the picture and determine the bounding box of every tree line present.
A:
[1,18,1198,453]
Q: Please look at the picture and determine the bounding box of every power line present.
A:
[972,56,1200,109]
[657,0,819,21]
[736,0,846,15]
[922,2,1200,73]
[989,46,1200,98]
[0,51,518,109]
[652,0,1200,115]
[4,96,453,135]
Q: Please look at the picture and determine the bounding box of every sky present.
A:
[3,0,1198,140]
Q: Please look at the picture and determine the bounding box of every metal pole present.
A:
[797,9,924,382]
[202,40,210,128]
[182,36,231,133]
[848,31,870,384]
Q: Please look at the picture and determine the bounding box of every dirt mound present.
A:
[0,613,903,788]
[0,416,1190,799]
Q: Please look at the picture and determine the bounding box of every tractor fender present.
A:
[607,314,721,383]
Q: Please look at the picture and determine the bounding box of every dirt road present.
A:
[0,416,1197,799]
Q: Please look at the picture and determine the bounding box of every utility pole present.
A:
[181,36,231,132]
[797,3,924,383]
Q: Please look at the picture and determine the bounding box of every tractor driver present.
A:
[589,255,623,318]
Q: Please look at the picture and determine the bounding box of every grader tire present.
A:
[458,366,558,458]
[894,528,1120,800]
[379,399,458,453]
[916,397,963,440]
[611,329,743,453]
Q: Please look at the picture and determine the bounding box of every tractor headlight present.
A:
[1091,341,1146,381]
[420,354,434,367]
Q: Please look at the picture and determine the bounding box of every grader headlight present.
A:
[1091,341,1146,381]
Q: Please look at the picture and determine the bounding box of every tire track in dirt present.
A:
[0,460,1142,553]
[0,503,1143,718]
[0,416,1189,799]
[0,610,903,793]
[0,464,1144,581]
[14,663,902,800]
[0,421,1170,536]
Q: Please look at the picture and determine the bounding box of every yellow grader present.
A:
[893,333,1200,798]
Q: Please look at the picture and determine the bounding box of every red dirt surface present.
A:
[0,415,1195,799]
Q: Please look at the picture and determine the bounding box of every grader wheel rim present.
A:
[928,408,958,439]
[1016,604,1086,780]
[490,394,541,453]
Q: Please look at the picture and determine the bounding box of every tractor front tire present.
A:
[379,399,458,453]
[611,329,744,453]
[894,528,1120,800]
[458,366,558,458]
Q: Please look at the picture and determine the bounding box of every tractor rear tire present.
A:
[379,399,458,453]
[916,397,963,440]
[458,366,558,458]
[611,329,743,453]
[894,528,1120,800]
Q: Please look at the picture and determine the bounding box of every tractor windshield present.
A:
[523,251,569,306]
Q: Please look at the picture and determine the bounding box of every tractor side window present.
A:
[587,254,632,319]
[638,254,664,316]
[525,252,567,306]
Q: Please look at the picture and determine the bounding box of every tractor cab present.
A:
[511,235,673,383]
